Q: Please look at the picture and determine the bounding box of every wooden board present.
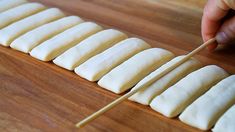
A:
[1,0,235,131]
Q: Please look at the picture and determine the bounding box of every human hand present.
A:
[202,0,235,51]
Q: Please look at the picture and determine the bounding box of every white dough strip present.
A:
[213,104,235,132]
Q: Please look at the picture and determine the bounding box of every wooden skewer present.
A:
[75,38,216,128]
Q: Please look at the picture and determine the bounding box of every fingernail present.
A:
[216,32,230,44]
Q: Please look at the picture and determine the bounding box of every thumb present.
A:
[216,16,235,45]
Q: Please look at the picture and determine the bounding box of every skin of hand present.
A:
[202,0,235,51]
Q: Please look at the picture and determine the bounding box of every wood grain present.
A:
[0,0,234,132]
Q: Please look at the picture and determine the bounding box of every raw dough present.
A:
[0,8,64,46]
[213,105,235,132]
[0,3,46,29]
[150,65,229,118]
[179,75,235,130]
[30,22,102,61]
[74,38,151,81]
[129,56,202,105]
[10,16,83,53]
[53,29,127,70]
[0,0,27,12]
[98,48,174,94]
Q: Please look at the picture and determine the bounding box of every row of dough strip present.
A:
[0,8,65,46]
[0,0,27,12]
[53,29,128,70]
[75,38,151,81]
[0,1,234,131]
[98,48,174,94]
[30,22,102,61]
[11,16,83,53]
[128,56,202,105]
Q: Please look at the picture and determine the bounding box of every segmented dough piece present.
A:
[0,8,64,46]
[53,29,127,70]
[74,38,151,81]
[179,75,235,130]
[0,0,27,12]
[11,16,83,53]
[213,105,235,132]
[30,22,102,61]
[98,48,174,94]
[129,56,202,105]
[0,3,46,29]
[150,65,229,118]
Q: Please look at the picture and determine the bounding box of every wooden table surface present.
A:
[1,0,235,132]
